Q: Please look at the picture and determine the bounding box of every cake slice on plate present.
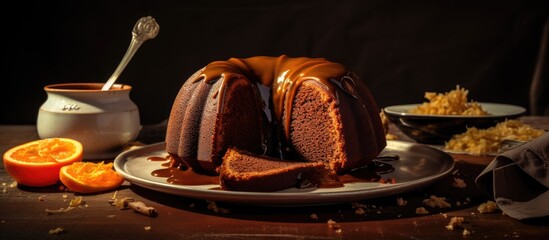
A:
[220,148,326,192]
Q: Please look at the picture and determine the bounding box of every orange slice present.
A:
[59,161,124,194]
[2,138,83,187]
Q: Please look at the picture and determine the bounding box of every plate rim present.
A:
[114,141,455,206]
[383,102,526,119]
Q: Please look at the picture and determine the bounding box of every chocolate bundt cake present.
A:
[220,148,325,192]
[166,55,386,176]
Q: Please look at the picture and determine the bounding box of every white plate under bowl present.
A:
[114,140,454,206]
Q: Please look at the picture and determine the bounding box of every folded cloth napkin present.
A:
[475,132,549,220]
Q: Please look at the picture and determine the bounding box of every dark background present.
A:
[3,0,549,125]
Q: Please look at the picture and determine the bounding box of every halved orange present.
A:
[3,138,83,187]
[59,161,124,194]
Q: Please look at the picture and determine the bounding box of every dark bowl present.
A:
[383,103,526,144]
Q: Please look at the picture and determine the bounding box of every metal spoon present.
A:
[102,16,159,91]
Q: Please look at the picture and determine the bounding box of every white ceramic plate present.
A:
[114,141,454,206]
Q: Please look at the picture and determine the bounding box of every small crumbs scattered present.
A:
[441,213,448,218]
[310,213,319,220]
[396,197,407,206]
[462,228,473,236]
[62,194,68,199]
[327,219,341,233]
[48,227,65,235]
[445,216,464,230]
[423,195,452,208]
[144,226,152,231]
[354,207,365,215]
[415,207,430,215]
[456,201,461,207]
[38,195,47,201]
[2,188,6,193]
[69,196,85,207]
[207,201,230,214]
[9,181,17,188]
[107,215,116,218]
[452,177,467,189]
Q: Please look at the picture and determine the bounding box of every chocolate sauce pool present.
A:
[149,156,218,185]
[148,155,397,190]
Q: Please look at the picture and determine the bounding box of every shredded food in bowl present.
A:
[409,85,489,115]
[445,120,545,155]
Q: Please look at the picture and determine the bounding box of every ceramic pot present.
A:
[37,83,141,159]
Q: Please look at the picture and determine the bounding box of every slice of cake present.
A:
[219,148,326,192]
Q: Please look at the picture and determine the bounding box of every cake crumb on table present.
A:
[423,195,452,208]
[327,219,340,229]
[38,195,47,201]
[45,196,86,215]
[207,201,230,214]
[310,213,318,220]
[396,197,407,206]
[327,219,342,233]
[415,207,430,215]
[445,216,464,230]
[144,226,152,231]
[354,207,365,215]
[478,200,498,213]
[108,197,159,217]
[452,177,467,188]
[48,227,65,235]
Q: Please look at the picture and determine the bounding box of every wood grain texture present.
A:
[1,117,548,239]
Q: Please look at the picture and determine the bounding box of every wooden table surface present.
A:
[1,117,548,240]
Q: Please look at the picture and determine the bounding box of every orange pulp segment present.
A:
[59,161,124,194]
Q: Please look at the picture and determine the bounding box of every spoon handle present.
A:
[102,38,144,91]
[102,16,159,91]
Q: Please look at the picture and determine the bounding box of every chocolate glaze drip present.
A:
[192,55,356,157]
